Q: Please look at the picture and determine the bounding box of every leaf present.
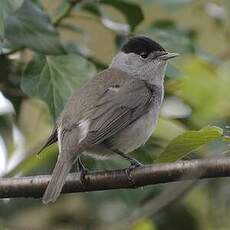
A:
[166,64,182,79]
[148,0,192,8]
[156,126,224,163]
[80,2,102,17]
[0,38,21,55]
[154,118,186,141]
[5,0,64,54]
[100,0,144,31]
[6,144,58,177]
[64,42,108,70]
[0,0,23,38]
[80,0,144,32]
[169,58,230,126]
[132,218,157,230]
[0,115,14,157]
[224,136,230,142]
[146,20,195,54]
[59,22,85,34]
[21,54,96,119]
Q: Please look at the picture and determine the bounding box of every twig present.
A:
[1,157,230,199]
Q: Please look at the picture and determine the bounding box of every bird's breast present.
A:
[107,105,161,154]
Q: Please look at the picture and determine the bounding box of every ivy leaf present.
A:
[21,54,96,119]
[100,0,144,31]
[5,0,64,54]
[0,0,23,38]
[80,0,144,32]
[148,0,192,8]
[156,126,224,163]
[146,20,195,54]
[80,2,102,17]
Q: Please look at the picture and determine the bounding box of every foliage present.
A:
[21,54,96,119]
[156,126,225,163]
[0,0,230,229]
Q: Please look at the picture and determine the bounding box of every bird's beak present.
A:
[159,52,180,60]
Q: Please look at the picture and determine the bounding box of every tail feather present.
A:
[42,156,72,204]
[37,127,58,155]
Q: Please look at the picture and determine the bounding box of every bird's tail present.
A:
[42,155,73,204]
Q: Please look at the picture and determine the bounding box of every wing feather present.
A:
[83,79,154,145]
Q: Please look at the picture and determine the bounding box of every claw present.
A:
[129,159,143,169]
[79,169,88,187]
[77,158,88,186]
[114,150,143,186]
[125,160,143,187]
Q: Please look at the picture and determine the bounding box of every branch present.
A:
[1,157,230,199]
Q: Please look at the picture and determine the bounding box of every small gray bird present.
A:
[40,36,179,203]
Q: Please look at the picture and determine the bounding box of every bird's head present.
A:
[111,36,179,85]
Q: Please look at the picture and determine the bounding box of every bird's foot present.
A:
[114,150,143,186]
[125,159,143,187]
[77,158,88,187]
[79,169,88,187]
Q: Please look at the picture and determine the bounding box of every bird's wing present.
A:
[39,68,130,154]
[37,126,58,154]
[82,79,160,146]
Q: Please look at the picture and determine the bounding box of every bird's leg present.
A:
[116,150,143,168]
[115,150,143,186]
[77,157,88,186]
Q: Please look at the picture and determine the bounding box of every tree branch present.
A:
[1,157,230,199]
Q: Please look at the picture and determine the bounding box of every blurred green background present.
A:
[0,0,230,229]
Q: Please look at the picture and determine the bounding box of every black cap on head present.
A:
[121,36,165,56]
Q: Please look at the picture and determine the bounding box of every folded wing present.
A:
[83,79,154,146]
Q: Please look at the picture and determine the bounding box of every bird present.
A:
[40,36,179,203]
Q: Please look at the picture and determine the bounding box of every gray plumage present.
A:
[41,36,179,203]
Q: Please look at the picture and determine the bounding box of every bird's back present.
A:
[59,68,131,129]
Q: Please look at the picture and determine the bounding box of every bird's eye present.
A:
[140,52,148,59]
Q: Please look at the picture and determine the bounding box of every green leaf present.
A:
[169,58,230,126]
[80,0,144,32]
[0,116,14,156]
[224,136,230,142]
[0,0,23,38]
[146,20,195,54]
[21,54,96,119]
[5,0,64,54]
[59,22,84,34]
[147,0,192,8]
[166,63,182,79]
[80,2,102,17]
[0,38,21,55]
[156,126,224,163]
[100,0,144,31]
[6,144,58,177]
[154,118,186,141]
[133,218,157,230]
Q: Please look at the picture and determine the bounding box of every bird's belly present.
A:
[107,107,160,154]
